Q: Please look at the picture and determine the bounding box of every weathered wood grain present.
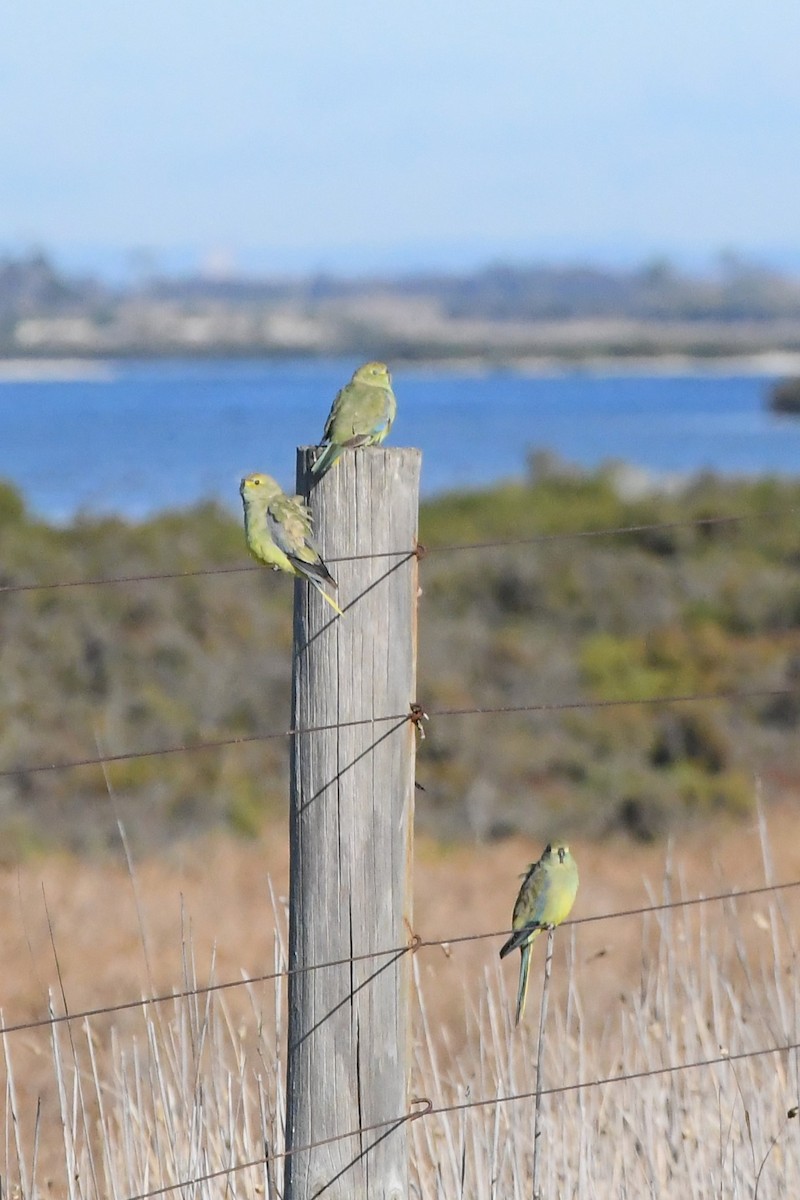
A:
[284,446,421,1200]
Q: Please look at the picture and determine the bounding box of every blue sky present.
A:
[2,1,799,276]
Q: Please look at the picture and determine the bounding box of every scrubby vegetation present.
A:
[1,457,800,856]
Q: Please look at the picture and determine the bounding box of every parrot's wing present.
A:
[512,860,548,920]
[498,859,552,959]
[268,495,337,589]
[267,495,312,558]
[499,918,545,959]
[345,389,393,443]
[321,386,345,443]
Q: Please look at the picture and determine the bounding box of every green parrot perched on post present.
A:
[500,842,579,1025]
[310,361,397,481]
[239,472,342,616]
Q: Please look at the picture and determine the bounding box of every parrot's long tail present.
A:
[515,937,537,1026]
[308,574,344,617]
[310,442,343,480]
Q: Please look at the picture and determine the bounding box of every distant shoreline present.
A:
[2,350,800,383]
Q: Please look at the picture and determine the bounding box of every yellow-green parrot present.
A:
[499,842,579,1026]
[310,361,397,480]
[240,472,342,616]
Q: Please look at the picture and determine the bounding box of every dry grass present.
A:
[2,800,800,1196]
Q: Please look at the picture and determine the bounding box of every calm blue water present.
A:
[0,358,797,520]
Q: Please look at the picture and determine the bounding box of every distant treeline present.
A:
[4,249,800,323]
[4,249,800,360]
[314,259,800,322]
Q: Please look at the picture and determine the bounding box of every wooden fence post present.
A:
[284,446,422,1200]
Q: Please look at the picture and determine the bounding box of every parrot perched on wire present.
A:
[239,472,342,616]
[310,361,397,481]
[499,842,579,1026]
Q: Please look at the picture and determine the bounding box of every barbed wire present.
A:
[119,1034,800,1200]
[0,507,789,597]
[0,683,793,780]
[5,877,798,1041]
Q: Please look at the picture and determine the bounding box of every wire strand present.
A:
[4,877,797,1040]
[421,1035,800,1119]
[420,508,785,555]
[0,712,409,778]
[1,684,793,779]
[0,547,414,595]
[0,507,788,596]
